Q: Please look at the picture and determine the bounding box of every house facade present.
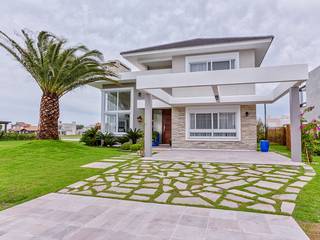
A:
[91,36,308,161]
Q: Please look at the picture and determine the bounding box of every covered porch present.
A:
[139,64,308,162]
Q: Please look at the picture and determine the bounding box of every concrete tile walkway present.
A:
[148,149,303,165]
[0,193,309,240]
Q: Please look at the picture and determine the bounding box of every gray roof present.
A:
[121,36,274,55]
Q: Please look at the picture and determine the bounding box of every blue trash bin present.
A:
[260,140,270,152]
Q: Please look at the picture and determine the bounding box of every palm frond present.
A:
[0,29,118,97]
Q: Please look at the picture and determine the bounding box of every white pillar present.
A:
[144,93,152,157]
[289,87,302,162]
[101,90,106,132]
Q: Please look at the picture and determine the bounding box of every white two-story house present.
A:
[91,36,308,161]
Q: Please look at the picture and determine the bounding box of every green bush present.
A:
[126,128,143,144]
[103,132,117,147]
[80,127,101,146]
[120,142,132,150]
[0,131,36,141]
[130,143,142,152]
[116,135,129,144]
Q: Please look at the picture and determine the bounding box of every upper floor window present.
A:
[186,52,239,73]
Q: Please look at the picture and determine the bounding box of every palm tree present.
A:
[0,30,117,139]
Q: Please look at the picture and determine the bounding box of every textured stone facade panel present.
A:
[171,105,257,150]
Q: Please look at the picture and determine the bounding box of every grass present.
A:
[269,143,320,239]
[0,140,123,211]
[60,134,81,139]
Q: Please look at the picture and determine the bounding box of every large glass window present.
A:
[188,110,238,139]
[105,89,132,134]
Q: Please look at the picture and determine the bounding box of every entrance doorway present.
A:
[162,109,171,144]
[152,109,171,145]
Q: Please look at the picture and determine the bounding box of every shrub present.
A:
[126,128,143,144]
[0,131,36,141]
[103,132,117,147]
[130,143,143,152]
[300,106,320,163]
[120,142,132,150]
[80,127,101,146]
[116,135,129,144]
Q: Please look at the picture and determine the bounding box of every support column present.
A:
[144,93,152,157]
[289,87,302,162]
[101,90,106,132]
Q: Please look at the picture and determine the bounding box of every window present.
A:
[187,52,239,73]
[105,89,132,134]
[190,62,207,72]
[187,107,240,140]
[190,59,235,72]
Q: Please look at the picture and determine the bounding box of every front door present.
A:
[162,109,172,144]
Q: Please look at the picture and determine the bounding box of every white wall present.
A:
[305,66,320,120]
[171,50,256,98]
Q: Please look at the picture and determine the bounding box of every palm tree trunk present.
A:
[38,93,60,139]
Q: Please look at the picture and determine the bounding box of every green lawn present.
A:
[268,144,320,223]
[268,143,320,239]
[0,140,123,210]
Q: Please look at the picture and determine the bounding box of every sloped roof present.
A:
[121,36,274,55]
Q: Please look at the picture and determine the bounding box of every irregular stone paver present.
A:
[229,189,256,198]
[219,200,239,208]
[225,194,253,203]
[245,186,271,195]
[61,154,315,216]
[285,187,301,193]
[272,194,297,201]
[289,181,308,188]
[134,188,157,195]
[198,192,221,202]
[130,195,150,201]
[172,197,211,206]
[248,203,275,213]
[155,193,170,202]
[254,180,283,190]
[216,180,248,189]
[81,162,118,169]
[281,202,296,214]
[108,186,133,194]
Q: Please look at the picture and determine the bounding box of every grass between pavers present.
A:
[268,143,320,240]
[62,155,312,216]
[0,140,124,211]
[268,144,320,223]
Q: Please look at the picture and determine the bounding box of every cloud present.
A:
[1,0,319,124]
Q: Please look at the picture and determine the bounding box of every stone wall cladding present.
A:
[171,105,257,150]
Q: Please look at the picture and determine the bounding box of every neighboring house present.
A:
[300,66,320,121]
[267,115,290,128]
[10,122,38,133]
[58,121,77,135]
[90,36,308,161]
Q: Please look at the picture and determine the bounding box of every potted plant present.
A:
[152,131,160,146]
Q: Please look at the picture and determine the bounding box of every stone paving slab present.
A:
[0,193,309,240]
[60,154,315,216]
[81,161,119,169]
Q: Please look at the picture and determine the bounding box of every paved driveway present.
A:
[0,193,309,240]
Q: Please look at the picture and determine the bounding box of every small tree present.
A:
[300,106,320,163]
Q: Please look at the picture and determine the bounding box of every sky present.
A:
[1,0,320,125]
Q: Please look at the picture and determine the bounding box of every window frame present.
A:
[103,87,134,135]
[186,52,240,72]
[185,106,241,141]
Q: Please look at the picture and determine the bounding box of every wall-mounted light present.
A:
[245,112,249,117]
[137,115,143,123]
